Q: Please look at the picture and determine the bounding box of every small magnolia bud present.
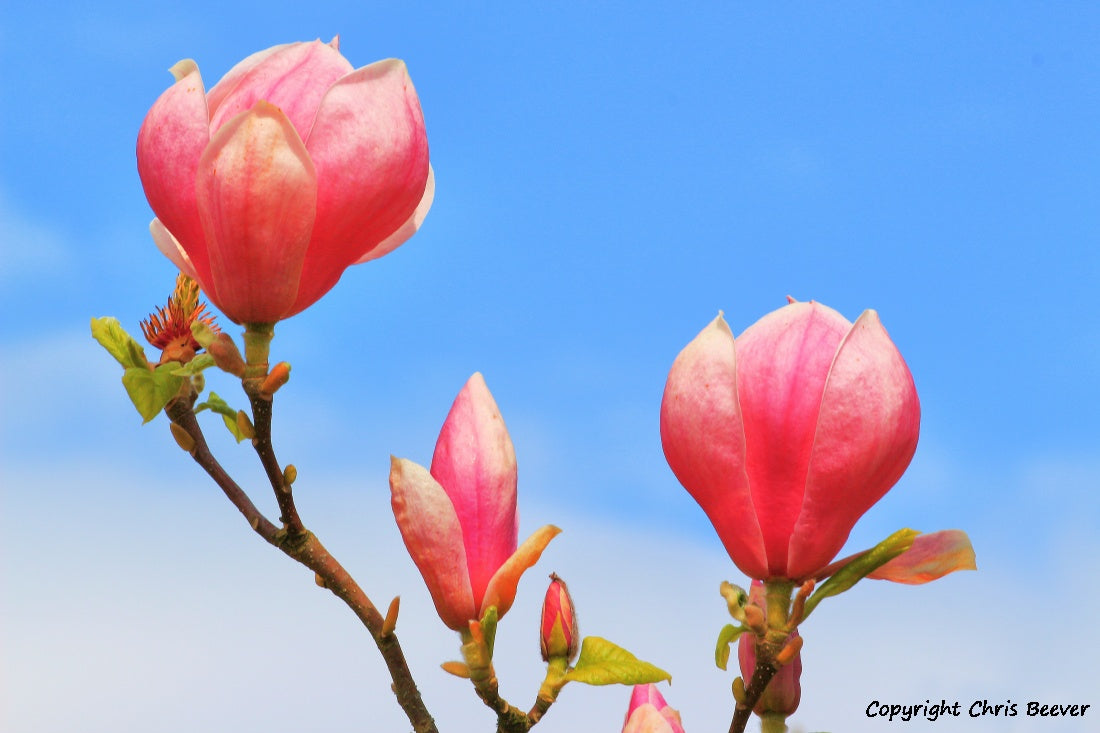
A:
[743,604,766,634]
[382,596,400,637]
[775,634,804,667]
[235,410,255,440]
[540,573,579,663]
[207,333,246,377]
[314,572,327,589]
[259,361,291,398]
[283,464,298,486]
[732,676,747,704]
[169,422,195,453]
[441,661,471,678]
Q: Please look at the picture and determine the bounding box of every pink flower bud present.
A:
[622,684,686,733]
[137,38,433,324]
[390,373,559,631]
[539,573,579,662]
[660,301,919,581]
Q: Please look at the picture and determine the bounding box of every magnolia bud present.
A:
[540,573,579,663]
[206,333,246,377]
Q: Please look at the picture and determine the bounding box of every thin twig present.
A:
[166,397,439,733]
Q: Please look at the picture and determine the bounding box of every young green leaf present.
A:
[91,317,149,370]
[562,636,670,686]
[121,363,184,423]
[801,528,919,621]
[715,623,746,671]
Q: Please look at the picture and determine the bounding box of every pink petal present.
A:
[291,58,429,315]
[623,686,686,733]
[207,40,353,141]
[389,457,476,631]
[480,524,560,620]
[136,59,213,288]
[786,310,921,579]
[205,43,290,118]
[430,373,518,609]
[149,218,202,286]
[660,314,768,579]
[868,530,976,584]
[355,163,435,264]
[735,301,851,576]
[196,101,317,324]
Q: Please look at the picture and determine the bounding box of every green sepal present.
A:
[190,320,218,349]
[715,623,747,671]
[170,353,216,376]
[801,528,919,621]
[194,391,247,442]
[479,605,499,659]
[562,636,670,686]
[121,363,184,423]
[91,317,149,371]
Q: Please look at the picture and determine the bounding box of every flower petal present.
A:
[481,525,561,620]
[149,218,201,286]
[136,59,213,288]
[196,101,317,324]
[207,40,353,141]
[786,309,921,579]
[867,529,976,584]
[735,301,852,576]
[660,314,767,579]
[355,163,435,264]
[292,58,429,315]
[389,456,476,630]
[431,373,518,608]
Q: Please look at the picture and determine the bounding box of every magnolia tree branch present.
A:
[165,397,439,733]
[729,659,779,733]
[247,391,305,534]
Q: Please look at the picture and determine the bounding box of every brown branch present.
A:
[730,656,779,733]
[165,397,438,733]
[247,391,305,534]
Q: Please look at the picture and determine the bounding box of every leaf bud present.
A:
[206,333,247,377]
[259,361,291,398]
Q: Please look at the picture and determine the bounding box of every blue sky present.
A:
[2,3,1098,732]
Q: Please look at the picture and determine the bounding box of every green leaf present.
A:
[479,606,499,659]
[715,623,746,671]
[195,392,247,442]
[121,363,184,423]
[170,353,216,376]
[802,528,919,621]
[91,317,149,370]
[190,320,218,349]
[563,636,670,686]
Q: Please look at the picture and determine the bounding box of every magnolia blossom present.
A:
[622,684,686,733]
[390,373,559,631]
[137,38,433,324]
[661,301,921,581]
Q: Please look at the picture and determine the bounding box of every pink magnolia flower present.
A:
[539,573,579,662]
[137,38,433,324]
[390,373,559,631]
[660,301,920,581]
[622,684,686,733]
